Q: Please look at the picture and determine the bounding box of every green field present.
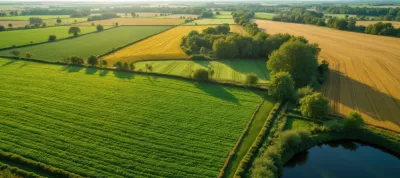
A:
[254,13,276,20]
[0,26,172,61]
[0,15,70,21]
[184,19,235,25]
[134,60,270,84]
[0,26,109,49]
[214,11,232,19]
[284,117,316,130]
[0,58,264,177]
[43,18,88,26]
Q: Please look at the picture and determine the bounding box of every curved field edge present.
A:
[219,101,278,178]
[0,58,264,177]
[0,26,173,62]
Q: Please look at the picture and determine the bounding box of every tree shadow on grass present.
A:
[113,70,134,80]
[193,60,210,67]
[85,67,97,75]
[61,65,84,73]
[195,82,239,104]
[99,70,109,77]
[17,61,29,69]
[219,59,270,80]
[1,60,17,67]
[323,70,400,131]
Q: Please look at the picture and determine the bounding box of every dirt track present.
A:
[255,19,400,132]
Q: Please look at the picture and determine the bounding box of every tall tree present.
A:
[68,26,81,36]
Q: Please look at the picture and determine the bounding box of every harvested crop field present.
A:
[184,19,235,25]
[356,21,400,28]
[0,26,172,62]
[0,26,107,49]
[134,60,270,84]
[78,18,184,26]
[103,25,247,63]
[0,20,29,28]
[255,19,400,132]
[155,14,198,19]
[0,58,263,177]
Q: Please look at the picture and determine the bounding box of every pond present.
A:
[282,140,400,178]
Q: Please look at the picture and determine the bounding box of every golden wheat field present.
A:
[103,25,247,63]
[255,19,400,132]
[78,18,185,26]
[356,21,400,28]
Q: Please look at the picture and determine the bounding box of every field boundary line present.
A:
[218,99,266,178]
[98,25,177,58]
[0,161,43,178]
[0,26,119,51]
[0,56,268,92]
[0,150,82,178]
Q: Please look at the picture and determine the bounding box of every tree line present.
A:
[88,13,119,21]
[317,6,400,21]
[271,8,326,26]
[104,6,210,15]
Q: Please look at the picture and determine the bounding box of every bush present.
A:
[0,25,5,31]
[192,69,209,81]
[87,55,99,66]
[299,92,329,118]
[48,35,57,42]
[67,56,85,65]
[345,111,364,130]
[96,24,104,31]
[268,72,295,101]
[295,85,314,103]
[245,73,259,86]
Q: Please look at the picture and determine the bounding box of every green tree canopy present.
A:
[299,92,329,118]
[68,26,81,36]
[267,39,320,87]
[268,72,295,101]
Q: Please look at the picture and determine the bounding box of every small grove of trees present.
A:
[364,22,400,37]
[299,92,329,118]
[267,39,320,88]
[64,56,85,65]
[68,26,81,36]
[245,73,259,86]
[192,68,209,81]
[87,55,99,66]
[29,17,43,27]
[232,11,259,35]
[200,11,214,18]
[48,35,57,41]
[56,17,62,24]
[272,7,325,26]
[96,24,104,32]
[88,13,119,21]
[268,72,295,101]
[114,61,136,71]
[10,50,21,58]
[0,25,5,32]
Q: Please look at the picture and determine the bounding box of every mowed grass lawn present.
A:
[254,13,276,20]
[184,19,235,25]
[0,26,108,49]
[0,15,70,21]
[0,58,264,177]
[0,26,172,61]
[134,60,270,84]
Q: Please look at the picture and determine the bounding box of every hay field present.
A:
[103,25,247,63]
[356,21,400,28]
[134,60,270,83]
[0,26,172,61]
[78,18,184,26]
[0,26,105,49]
[0,57,263,177]
[0,20,28,28]
[255,19,400,132]
[0,15,70,21]
[254,13,276,20]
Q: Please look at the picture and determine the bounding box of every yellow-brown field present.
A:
[78,18,184,26]
[255,19,400,132]
[356,21,400,28]
[103,25,247,63]
[0,20,29,28]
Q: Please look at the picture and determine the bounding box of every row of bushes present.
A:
[0,162,42,178]
[0,151,80,178]
[234,102,282,177]
[232,11,259,35]
[88,13,119,21]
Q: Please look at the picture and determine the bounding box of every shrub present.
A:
[299,92,329,118]
[68,26,81,36]
[25,53,32,59]
[96,24,104,31]
[87,55,99,66]
[114,61,122,70]
[345,111,364,130]
[268,72,295,101]
[295,85,314,103]
[48,35,57,42]
[325,120,345,133]
[245,73,259,86]
[68,56,85,65]
[0,25,5,31]
[10,50,21,58]
[193,69,209,81]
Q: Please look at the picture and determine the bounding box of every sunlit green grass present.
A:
[0,15,70,21]
[254,13,276,20]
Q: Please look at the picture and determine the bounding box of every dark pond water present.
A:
[282,140,400,178]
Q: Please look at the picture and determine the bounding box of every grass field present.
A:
[255,19,400,132]
[214,11,232,19]
[254,13,276,20]
[184,19,235,25]
[0,58,264,177]
[78,18,184,26]
[154,14,198,19]
[356,21,400,28]
[284,117,316,130]
[0,26,107,49]
[43,18,87,26]
[0,26,172,61]
[133,60,270,84]
[0,15,70,21]
[103,25,248,63]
